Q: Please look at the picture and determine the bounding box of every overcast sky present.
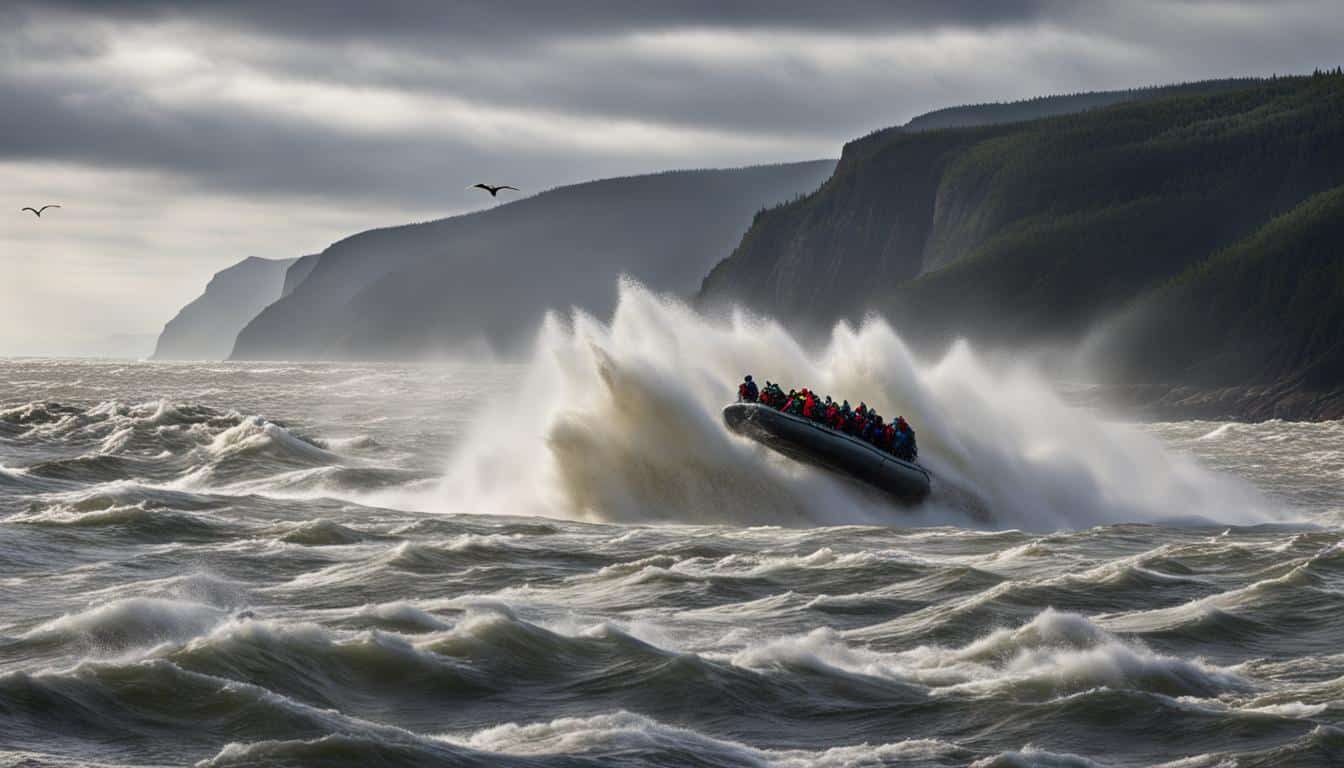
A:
[2,1,1340,356]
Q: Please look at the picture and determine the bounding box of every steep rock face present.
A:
[152,256,296,360]
[692,86,1263,326]
[701,75,1344,353]
[281,255,320,298]
[230,161,835,360]
[700,129,993,326]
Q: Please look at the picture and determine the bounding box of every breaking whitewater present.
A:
[3,285,1343,767]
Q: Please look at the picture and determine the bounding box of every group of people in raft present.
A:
[737,375,919,462]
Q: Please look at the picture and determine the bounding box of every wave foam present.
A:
[970,746,1106,768]
[734,608,1247,699]
[437,282,1272,529]
[23,597,229,650]
[455,710,967,766]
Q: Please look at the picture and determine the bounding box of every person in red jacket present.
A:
[856,402,868,425]
[737,375,759,402]
[802,389,818,419]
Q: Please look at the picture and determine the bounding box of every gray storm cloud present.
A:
[1,0,1341,354]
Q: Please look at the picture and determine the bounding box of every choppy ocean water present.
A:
[3,297,1344,767]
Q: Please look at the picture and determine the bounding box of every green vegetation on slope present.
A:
[886,73,1344,352]
[1098,184,1344,389]
[840,79,1264,171]
[701,73,1344,373]
[901,79,1260,132]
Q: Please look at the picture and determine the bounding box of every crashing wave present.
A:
[440,281,1273,529]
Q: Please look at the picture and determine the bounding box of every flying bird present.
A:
[472,184,519,198]
[21,205,61,218]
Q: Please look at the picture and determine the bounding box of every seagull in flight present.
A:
[21,204,61,218]
[472,184,519,198]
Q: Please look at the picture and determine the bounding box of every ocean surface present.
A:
[3,294,1343,767]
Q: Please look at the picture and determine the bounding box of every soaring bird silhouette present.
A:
[472,184,518,198]
[21,204,61,218]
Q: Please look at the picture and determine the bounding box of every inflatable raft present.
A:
[723,402,931,503]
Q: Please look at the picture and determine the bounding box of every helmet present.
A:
[745,375,752,382]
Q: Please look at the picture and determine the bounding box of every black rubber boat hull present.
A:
[723,402,931,503]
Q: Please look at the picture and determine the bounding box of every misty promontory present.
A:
[152,256,299,361]
[229,161,835,360]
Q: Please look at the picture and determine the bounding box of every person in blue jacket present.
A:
[738,375,759,402]
[892,416,918,461]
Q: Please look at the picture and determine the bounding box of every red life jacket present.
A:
[738,383,750,400]
[803,392,817,417]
